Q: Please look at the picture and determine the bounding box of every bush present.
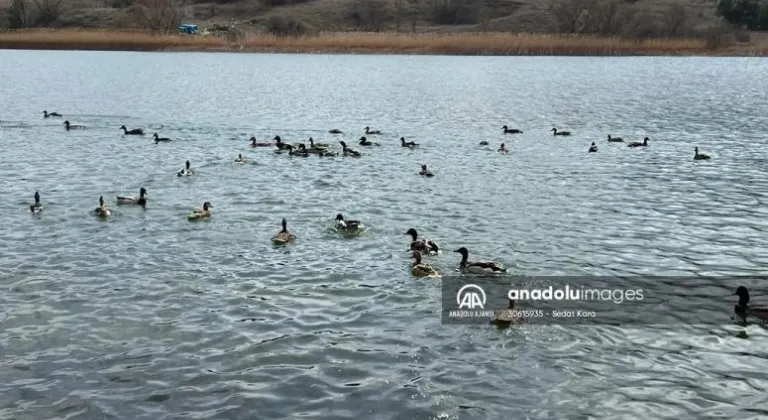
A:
[345,0,392,31]
[716,0,768,30]
[428,0,478,24]
[8,0,31,28]
[265,15,310,35]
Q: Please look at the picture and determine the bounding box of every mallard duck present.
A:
[329,129,343,134]
[588,142,598,153]
[335,213,364,233]
[498,143,509,154]
[273,136,293,151]
[479,141,489,146]
[120,125,144,135]
[401,137,418,148]
[339,141,361,157]
[551,128,571,136]
[419,164,434,177]
[491,298,525,327]
[43,110,62,118]
[287,144,309,157]
[358,136,380,146]
[117,187,147,206]
[405,228,440,254]
[272,218,296,244]
[309,137,330,149]
[94,196,111,218]
[607,134,623,142]
[153,133,171,143]
[628,137,649,148]
[364,126,381,135]
[250,136,273,147]
[411,251,439,277]
[64,120,85,130]
[454,247,506,274]
[177,160,194,177]
[29,191,43,214]
[694,147,711,160]
[502,125,523,134]
[234,153,248,164]
[187,201,213,221]
[734,286,768,323]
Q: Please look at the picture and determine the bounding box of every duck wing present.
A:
[469,260,506,272]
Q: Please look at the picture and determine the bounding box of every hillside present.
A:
[0,0,732,38]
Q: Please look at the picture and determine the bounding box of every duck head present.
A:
[298,144,306,151]
[273,135,282,143]
[140,187,148,197]
[281,218,288,232]
[120,125,127,130]
[339,141,348,149]
[453,247,470,260]
[550,128,557,132]
[643,137,649,144]
[502,125,508,130]
[238,153,243,159]
[421,164,428,171]
[591,142,596,146]
[203,201,213,211]
[359,136,367,143]
[335,213,344,221]
[405,228,419,241]
[695,147,699,155]
[734,286,749,305]
[63,120,70,126]
[309,138,315,146]
[250,136,256,144]
[98,196,105,207]
[364,126,370,131]
[185,160,191,170]
[34,191,40,203]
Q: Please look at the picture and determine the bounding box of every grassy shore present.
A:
[1,29,767,56]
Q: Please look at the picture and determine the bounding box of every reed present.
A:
[1,29,767,56]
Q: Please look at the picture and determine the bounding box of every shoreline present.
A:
[1,29,767,56]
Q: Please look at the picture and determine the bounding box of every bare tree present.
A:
[345,0,392,31]
[9,0,31,28]
[663,4,687,37]
[32,0,62,26]
[585,0,636,36]
[134,0,185,32]
[549,0,597,33]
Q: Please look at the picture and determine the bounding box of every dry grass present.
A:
[1,29,768,56]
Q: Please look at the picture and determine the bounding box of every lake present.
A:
[1,50,768,419]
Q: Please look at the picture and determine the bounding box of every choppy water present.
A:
[2,50,768,419]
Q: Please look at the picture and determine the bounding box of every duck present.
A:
[43,110,62,118]
[309,137,330,149]
[588,142,598,153]
[335,213,364,233]
[339,141,361,157]
[607,134,623,142]
[364,126,381,135]
[419,164,434,177]
[250,136,273,147]
[627,137,649,148]
[405,228,440,255]
[358,136,380,146]
[734,286,768,323]
[177,160,195,177]
[29,191,43,214]
[94,196,111,218]
[328,129,343,134]
[491,298,525,327]
[454,247,506,274]
[153,133,171,143]
[479,141,489,146]
[693,147,711,160]
[234,153,248,164]
[287,144,309,157]
[401,137,418,148]
[318,149,338,157]
[187,201,213,221]
[411,251,440,277]
[273,136,293,151]
[502,125,523,134]
[272,218,296,244]
[116,187,147,207]
[498,143,509,154]
[551,128,571,136]
[63,120,85,130]
[120,125,144,135]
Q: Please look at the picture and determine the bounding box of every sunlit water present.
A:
[1,51,768,419]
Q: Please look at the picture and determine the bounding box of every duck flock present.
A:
[29,110,762,326]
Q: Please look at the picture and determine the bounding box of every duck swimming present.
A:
[250,136,273,147]
[419,164,434,177]
[627,137,649,148]
[693,147,711,160]
[502,125,523,134]
[177,160,194,177]
[364,126,381,135]
[43,110,62,118]
[120,125,144,135]
[94,196,111,218]
[234,154,248,164]
[272,218,296,244]
[498,143,509,154]
[479,141,489,146]
[607,134,623,142]
[405,228,440,255]
[454,247,506,274]
[734,286,768,323]
[358,136,380,146]
[339,141,361,157]
[273,136,293,151]
[29,191,43,214]
[551,128,571,136]
[329,129,343,134]
[335,213,364,233]
[588,142,598,153]
[491,298,525,328]
[401,137,418,148]
[153,133,171,143]
[411,251,439,277]
[117,187,147,207]
[287,144,309,157]
[63,120,85,130]
[187,201,213,221]
[309,137,330,149]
